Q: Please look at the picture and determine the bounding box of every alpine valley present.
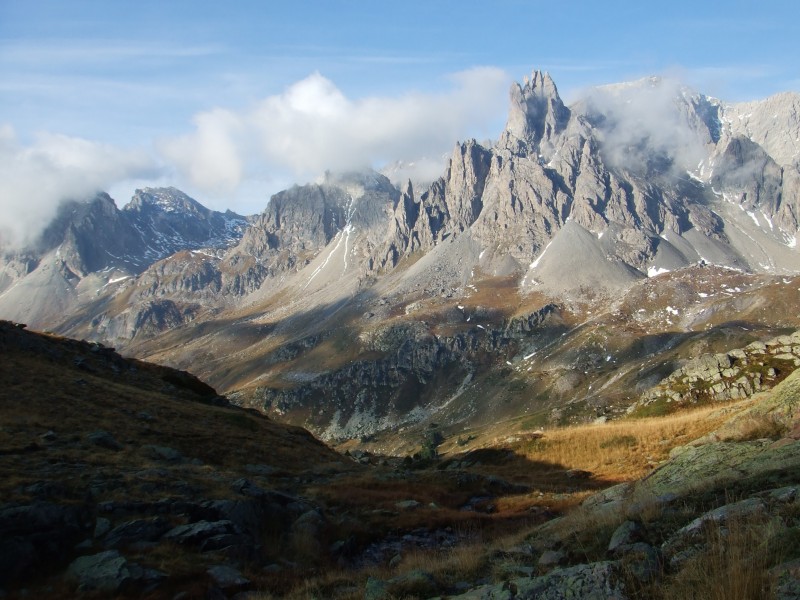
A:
[3,71,800,450]
[4,70,800,599]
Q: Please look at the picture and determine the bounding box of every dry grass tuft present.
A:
[718,413,788,442]
[397,542,488,585]
[513,405,737,482]
[656,514,783,600]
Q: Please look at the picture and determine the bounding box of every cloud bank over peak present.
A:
[581,77,711,174]
[0,127,158,249]
[159,67,510,194]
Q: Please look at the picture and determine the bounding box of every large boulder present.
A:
[0,502,92,584]
[66,550,165,594]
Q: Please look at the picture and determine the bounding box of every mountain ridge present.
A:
[2,69,799,442]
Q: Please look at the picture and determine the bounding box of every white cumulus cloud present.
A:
[0,127,158,249]
[159,68,510,195]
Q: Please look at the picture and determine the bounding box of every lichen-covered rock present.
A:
[661,498,766,562]
[640,440,800,497]
[206,564,250,590]
[617,543,660,584]
[608,520,643,553]
[636,331,800,410]
[772,558,800,600]
[103,517,171,549]
[450,561,629,599]
[66,550,156,594]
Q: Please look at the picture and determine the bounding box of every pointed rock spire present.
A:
[500,70,570,156]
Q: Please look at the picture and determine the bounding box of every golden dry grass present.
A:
[511,404,742,482]
[653,513,783,600]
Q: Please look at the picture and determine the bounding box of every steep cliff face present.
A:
[234,304,562,440]
[228,171,398,284]
[498,70,571,158]
[39,193,146,276]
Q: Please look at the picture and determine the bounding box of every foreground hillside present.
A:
[0,320,351,597]
[3,322,800,598]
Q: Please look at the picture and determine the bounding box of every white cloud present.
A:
[582,77,709,174]
[160,108,244,193]
[0,68,511,238]
[159,67,510,195]
[0,127,159,249]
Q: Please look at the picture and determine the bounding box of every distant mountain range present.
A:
[2,70,799,444]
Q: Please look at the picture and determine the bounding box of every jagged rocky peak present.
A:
[36,192,146,275]
[499,70,570,157]
[319,169,397,198]
[236,169,398,261]
[124,187,209,217]
[122,187,248,257]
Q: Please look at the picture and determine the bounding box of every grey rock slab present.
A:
[608,521,643,553]
[641,440,800,497]
[207,564,250,590]
[662,497,767,562]
[766,486,799,503]
[66,550,142,593]
[143,445,183,462]
[676,497,765,536]
[449,561,629,599]
[538,550,567,568]
[94,517,111,539]
[163,520,238,545]
[616,543,660,584]
[103,517,171,549]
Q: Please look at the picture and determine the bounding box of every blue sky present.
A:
[0,0,798,240]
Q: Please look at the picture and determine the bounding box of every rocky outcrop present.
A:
[241,304,561,439]
[441,373,800,600]
[637,330,800,409]
[451,561,630,599]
